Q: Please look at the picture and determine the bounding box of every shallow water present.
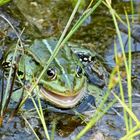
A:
[0,0,140,140]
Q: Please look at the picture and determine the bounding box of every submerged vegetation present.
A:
[0,0,140,140]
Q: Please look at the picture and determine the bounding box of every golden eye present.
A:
[47,68,56,80]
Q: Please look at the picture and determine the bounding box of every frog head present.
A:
[37,40,87,108]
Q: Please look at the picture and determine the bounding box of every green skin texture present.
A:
[5,39,87,108]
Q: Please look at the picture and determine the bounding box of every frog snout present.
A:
[61,74,74,93]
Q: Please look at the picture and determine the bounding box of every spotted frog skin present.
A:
[3,39,105,109]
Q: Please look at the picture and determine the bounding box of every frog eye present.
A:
[47,68,57,80]
[76,66,83,77]
[2,61,12,69]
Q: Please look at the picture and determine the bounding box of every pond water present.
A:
[0,0,140,140]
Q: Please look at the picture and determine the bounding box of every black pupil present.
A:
[77,66,82,75]
[47,68,55,77]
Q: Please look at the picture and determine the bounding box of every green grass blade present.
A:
[0,15,24,116]
[50,119,56,140]
[0,0,11,6]
[37,94,50,140]
[75,98,116,140]
[125,10,133,132]
[114,42,129,133]
[121,123,140,140]
[21,113,40,140]
[113,93,139,125]
[63,0,103,44]
[130,0,134,23]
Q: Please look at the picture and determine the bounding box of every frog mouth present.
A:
[40,86,86,108]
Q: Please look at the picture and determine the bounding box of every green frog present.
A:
[3,39,105,111]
